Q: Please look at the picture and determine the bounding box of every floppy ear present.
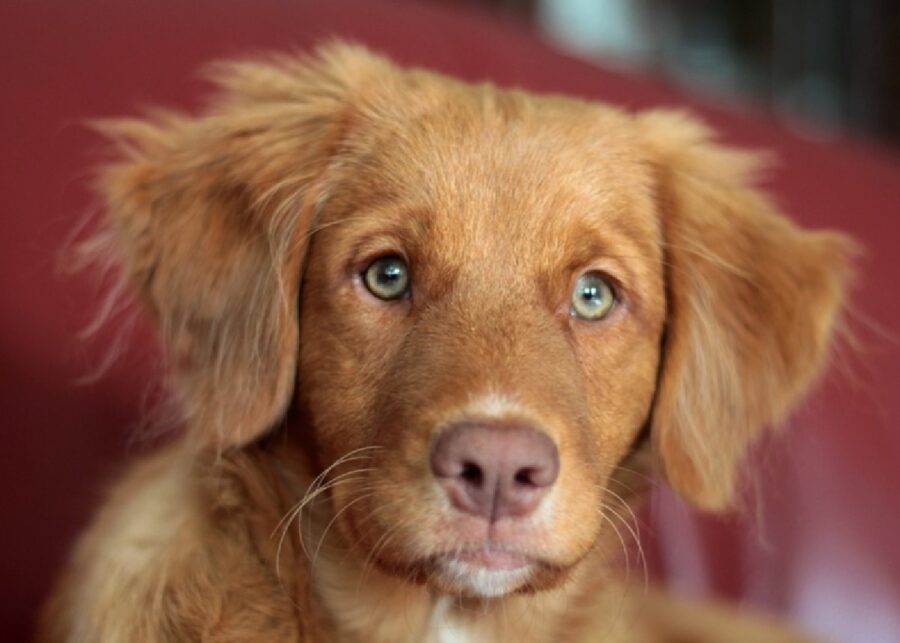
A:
[96,44,385,448]
[639,111,855,510]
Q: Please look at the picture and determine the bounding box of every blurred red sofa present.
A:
[2,1,899,641]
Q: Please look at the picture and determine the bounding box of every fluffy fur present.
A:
[40,44,853,642]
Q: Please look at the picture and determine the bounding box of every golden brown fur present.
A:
[40,44,852,642]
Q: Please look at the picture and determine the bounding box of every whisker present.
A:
[601,499,649,594]
[610,464,654,484]
[272,444,382,540]
[293,469,377,561]
[599,505,631,580]
[274,472,373,580]
[311,492,377,570]
[270,444,384,583]
[271,460,371,551]
[596,508,636,641]
[357,522,403,598]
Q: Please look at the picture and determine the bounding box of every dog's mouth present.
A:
[340,495,576,599]
[378,540,574,599]
[439,545,533,571]
[349,517,570,599]
[426,545,542,598]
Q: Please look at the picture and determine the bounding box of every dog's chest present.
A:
[434,624,477,643]
[427,597,480,643]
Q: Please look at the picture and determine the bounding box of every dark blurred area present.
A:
[452,0,900,150]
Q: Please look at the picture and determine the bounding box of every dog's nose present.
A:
[430,423,559,522]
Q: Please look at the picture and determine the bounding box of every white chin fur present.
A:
[437,559,533,598]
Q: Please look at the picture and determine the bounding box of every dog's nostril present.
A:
[460,461,483,486]
[515,463,558,488]
[513,466,538,487]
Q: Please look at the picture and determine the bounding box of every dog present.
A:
[40,43,853,642]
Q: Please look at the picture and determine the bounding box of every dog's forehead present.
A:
[334,87,660,271]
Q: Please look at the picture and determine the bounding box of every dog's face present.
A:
[297,96,665,595]
[98,45,852,599]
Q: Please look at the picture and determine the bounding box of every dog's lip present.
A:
[435,546,535,571]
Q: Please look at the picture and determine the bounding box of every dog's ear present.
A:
[638,111,855,510]
[96,44,386,448]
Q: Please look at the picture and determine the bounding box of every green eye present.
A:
[570,272,616,320]
[363,256,410,300]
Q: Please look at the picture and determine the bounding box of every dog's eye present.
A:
[570,272,616,320]
[363,256,410,300]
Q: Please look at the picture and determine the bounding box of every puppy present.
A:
[40,44,852,642]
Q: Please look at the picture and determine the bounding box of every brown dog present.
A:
[40,44,852,642]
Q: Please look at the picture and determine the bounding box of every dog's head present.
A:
[98,45,852,598]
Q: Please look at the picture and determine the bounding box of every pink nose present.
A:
[430,422,559,522]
